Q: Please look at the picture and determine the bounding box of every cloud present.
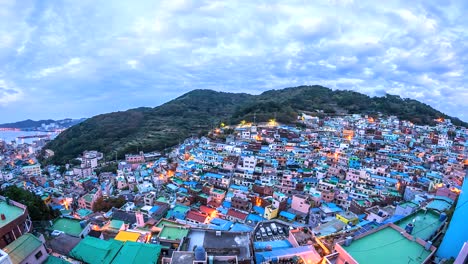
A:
[0,0,466,122]
[0,80,23,105]
[33,57,82,78]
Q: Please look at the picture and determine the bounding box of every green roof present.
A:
[70,237,123,264]
[3,234,43,264]
[212,188,225,194]
[156,197,168,203]
[399,202,418,208]
[156,219,184,228]
[396,210,442,240]
[158,226,189,241]
[112,242,161,264]
[0,201,24,228]
[426,198,453,213]
[344,227,431,264]
[44,256,71,264]
[109,219,125,229]
[83,194,93,203]
[51,218,84,237]
[77,208,93,218]
[60,209,72,216]
[172,204,189,213]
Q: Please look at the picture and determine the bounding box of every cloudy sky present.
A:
[0,0,466,123]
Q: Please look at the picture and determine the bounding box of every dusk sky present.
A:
[0,0,466,123]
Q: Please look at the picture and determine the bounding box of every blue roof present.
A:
[149,206,159,214]
[217,207,228,215]
[255,245,317,262]
[382,214,405,224]
[166,184,178,191]
[222,201,232,208]
[209,218,232,231]
[229,184,249,192]
[253,206,265,215]
[279,211,296,220]
[229,223,253,232]
[204,172,223,179]
[254,240,292,250]
[246,213,265,223]
[310,208,321,213]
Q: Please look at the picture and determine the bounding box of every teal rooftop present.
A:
[344,227,432,264]
[158,225,189,241]
[0,200,24,228]
[50,218,85,237]
[396,210,443,241]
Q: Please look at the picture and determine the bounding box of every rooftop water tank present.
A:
[405,223,414,234]
[439,213,447,222]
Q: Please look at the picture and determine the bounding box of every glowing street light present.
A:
[269,119,277,127]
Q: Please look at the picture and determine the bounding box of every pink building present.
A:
[125,152,145,163]
[291,194,311,214]
[436,187,459,201]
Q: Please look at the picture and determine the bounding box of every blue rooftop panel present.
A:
[254,240,292,250]
[252,206,265,215]
[279,211,296,220]
[246,213,264,223]
[230,223,253,232]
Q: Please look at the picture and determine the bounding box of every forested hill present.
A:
[42,85,467,164]
[0,118,86,129]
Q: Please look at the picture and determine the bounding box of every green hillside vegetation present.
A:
[42,86,467,165]
[0,186,59,221]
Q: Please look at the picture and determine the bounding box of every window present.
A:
[35,251,43,260]
[3,233,12,245]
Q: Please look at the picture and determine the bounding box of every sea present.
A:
[0,131,59,144]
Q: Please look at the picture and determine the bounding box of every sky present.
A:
[0,0,467,123]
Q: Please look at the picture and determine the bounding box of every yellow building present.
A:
[336,211,359,225]
[114,230,141,242]
[264,205,278,220]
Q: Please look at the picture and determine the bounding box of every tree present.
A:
[0,186,59,221]
[92,196,126,212]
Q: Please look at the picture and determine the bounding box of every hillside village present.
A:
[0,113,467,264]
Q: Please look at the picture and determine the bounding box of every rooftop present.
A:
[344,227,431,264]
[43,256,72,264]
[3,234,43,264]
[112,241,161,264]
[156,219,184,229]
[70,236,123,264]
[0,200,24,228]
[114,231,141,242]
[170,251,195,264]
[159,226,189,241]
[186,229,251,260]
[426,198,453,213]
[396,210,442,241]
[51,218,84,237]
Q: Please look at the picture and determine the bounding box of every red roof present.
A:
[186,210,208,224]
[226,209,248,220]
[200,205,216,215]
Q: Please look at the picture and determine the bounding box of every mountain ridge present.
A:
[42,85,467,165]
[0,118,87,129]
